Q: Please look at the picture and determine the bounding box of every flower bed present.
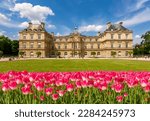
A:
[0,71,150,104]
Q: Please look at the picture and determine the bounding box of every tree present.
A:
[91,51,96,57]
[36,51,41,57]
[111,51,116,58]
[19,51,25,58]
[0,35,12,55]
[56,52,61,58]
[141,31,150,55]
[0,51,3,58]
[11,40,19,55]
[128,51,133,57]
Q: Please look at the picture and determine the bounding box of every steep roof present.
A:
[20,23,46,33]
[105,23,130,31]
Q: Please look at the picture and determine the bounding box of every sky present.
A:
[0,0,150,44]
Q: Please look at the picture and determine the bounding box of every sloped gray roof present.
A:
[106,24,129,31]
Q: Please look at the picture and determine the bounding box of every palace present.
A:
[19,22,133,58]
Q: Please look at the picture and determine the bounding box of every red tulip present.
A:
[116,96,123,102]
[45,87,53,95]
[2,83,10,92]
[52,94,59,101]
[66,84,74,92]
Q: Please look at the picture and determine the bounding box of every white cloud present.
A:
[134,34,142,44]
[0,13,10,22]
[19,21,29,28]
[56,33,62,36]
[121,8,150,26]
[78,25,103,32]
[12,3,54,23]
[129,0,150,12]
[47,24,56,29]
[0,13,13,27]
[135,35,141,39]
[0,0,16,9]
[0,31,6,36]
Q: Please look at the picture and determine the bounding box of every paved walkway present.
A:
[0,57,150,62]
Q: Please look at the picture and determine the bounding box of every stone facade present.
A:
[19,22,133,58]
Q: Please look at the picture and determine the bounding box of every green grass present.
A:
[0,59,150,72]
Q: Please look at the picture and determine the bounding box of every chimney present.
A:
[28,22,32,28]
[106,22,111,29]
[97,31,101,36]
[119,22,123,26]
[51,32,54,36]
[41,22,45,29]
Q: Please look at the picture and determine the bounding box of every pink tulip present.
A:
[45,87,53,95]
[113,83,124,93]
[34,81,44,91]
[66,84,74,92]
[9,81,17,90]
[116,96,123,102]
[21,86,31,95]
[58,90,65,97]
[124,92,128,97]
[143,85,150,92]
[2,83,10,92]
[52,94,59,101]
[40,96,45,101]
[76,81,81,88]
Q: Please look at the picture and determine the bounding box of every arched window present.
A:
[97,52,100,55]
[64,52,67,55]
[30,52,34,57]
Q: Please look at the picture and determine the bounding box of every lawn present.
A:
[0,59,150,72]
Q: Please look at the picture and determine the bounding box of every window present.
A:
[125,51,128,56]
[84,45,87,49]
[91,45,93,49]
[111,42,114,48]
[30,42,34,48]
[97,52,100,55]
[126,34,128,39]
[126,42,128,48]
[30,52,34,57]
[51,52,55,55]
[38,42,41,48]
[84,52,87,55]
[118,51,121,56]
[30,34,34,40]
[98,43,100,49]
[111,34,114,39]
[23,35,26,40]
[75,52,77,55]
[75,43,77,49]
[23,42,26,49]
[118,34,121,39]
[64,52,67,55]
[52,46,54,50]
[58,45,61,49]
[64,45,67,49]
[118,42,122,48]
[38,34,41,40]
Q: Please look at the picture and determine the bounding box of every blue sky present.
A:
[0,0,150,44]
